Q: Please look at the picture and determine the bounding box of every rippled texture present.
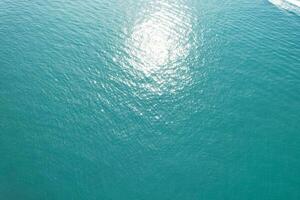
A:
[1,0,300,199]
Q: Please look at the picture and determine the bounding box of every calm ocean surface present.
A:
[1,0,300,199]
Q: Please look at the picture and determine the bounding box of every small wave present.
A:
[269,0,300,15]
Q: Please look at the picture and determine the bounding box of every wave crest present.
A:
[269,0,300,15]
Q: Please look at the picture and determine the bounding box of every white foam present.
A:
[286,0,300,7]
[269,0,300,15]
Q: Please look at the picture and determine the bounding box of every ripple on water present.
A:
[113,0,200,96]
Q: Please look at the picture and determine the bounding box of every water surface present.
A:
[1,0,300,199]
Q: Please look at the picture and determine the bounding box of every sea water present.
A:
[1,0,300,199]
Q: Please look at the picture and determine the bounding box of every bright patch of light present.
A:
[116,1,195,95]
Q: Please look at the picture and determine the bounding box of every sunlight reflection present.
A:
[118,0,195,95]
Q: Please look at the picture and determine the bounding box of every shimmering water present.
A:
[1,0,300,199]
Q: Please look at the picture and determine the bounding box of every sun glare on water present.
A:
[117,1,196,95]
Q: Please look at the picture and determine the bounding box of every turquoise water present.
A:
[1,0,300,199]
